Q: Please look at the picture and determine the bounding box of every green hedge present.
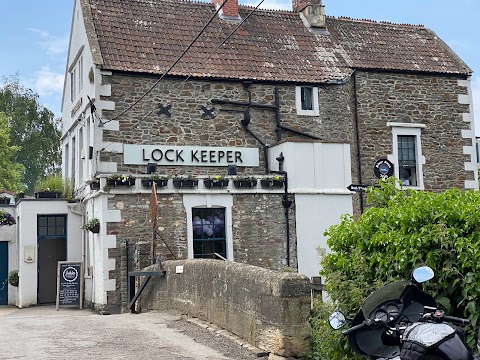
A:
[319,179,480,350]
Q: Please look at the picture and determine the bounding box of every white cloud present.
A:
[28,28,69,56]
[33,67,65,97]
[472,76,480,137]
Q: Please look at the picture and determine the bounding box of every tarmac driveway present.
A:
[0,305,268,360]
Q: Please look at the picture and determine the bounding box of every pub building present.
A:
[1,0,475,311]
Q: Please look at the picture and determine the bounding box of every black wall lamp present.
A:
[147,163,157,174]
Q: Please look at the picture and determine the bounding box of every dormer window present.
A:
[296,86,319,116]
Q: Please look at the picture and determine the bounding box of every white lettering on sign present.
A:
[124,145,259,167]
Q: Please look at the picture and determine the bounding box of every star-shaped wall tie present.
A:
[200,106,216,120]
[157,103,172,118]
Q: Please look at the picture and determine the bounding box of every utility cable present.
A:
[133,0,267,123]
[102,0,229,125]
[176,0,266,89]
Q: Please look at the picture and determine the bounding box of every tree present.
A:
[0,75,61,194]
[317,178,480,352]
[0,112,24,191]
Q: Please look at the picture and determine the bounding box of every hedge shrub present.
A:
[320,178,480,349]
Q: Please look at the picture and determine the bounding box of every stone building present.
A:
[60,0,477,312]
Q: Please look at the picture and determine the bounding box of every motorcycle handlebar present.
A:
[441,315,470,326]
[341,322,367,336]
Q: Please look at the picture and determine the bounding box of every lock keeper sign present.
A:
[56,261,83,310]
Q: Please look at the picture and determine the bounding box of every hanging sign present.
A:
[374,159,394,179]
[56,261,83,310]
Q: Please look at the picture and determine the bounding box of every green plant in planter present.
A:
[233,176,258,188]
[82,218,100,233]
[107,174,135,186]
[8,270,19,287]
[261,174,285,188]
[0,209,15,226]
[35,176,73,199]
[204,175,229,188]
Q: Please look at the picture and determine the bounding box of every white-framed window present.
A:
[184,194,233,261]
[295,86,319,116]
[69,54,83,102]
[387,122,426,189]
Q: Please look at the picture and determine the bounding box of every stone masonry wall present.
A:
[139,259,311,357]
[105,191,297,312]
[355,71,473,191]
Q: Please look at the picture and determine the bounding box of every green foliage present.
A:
[82,218,100,231]
[320,178,480,349]
[306,300,361,360]
[0,112,24,192]
[0,75,61,194]
[35,176,74,200]
[8,270,19,286]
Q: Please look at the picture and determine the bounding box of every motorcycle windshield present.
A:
[361,281,409,318]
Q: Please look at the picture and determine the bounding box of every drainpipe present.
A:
[353,71,364,213]
[273,153,292,267]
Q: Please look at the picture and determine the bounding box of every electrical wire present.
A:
[176,0,266,90]
[102,0,229,125]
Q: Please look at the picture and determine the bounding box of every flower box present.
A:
[89,224,100,234]
[173,179,198,188]
[35,191,62,199]
[141,179,169,188]
[204,179,229,189]
[233,179,257,189]
[107,178,135,187]
[260,179,285,188]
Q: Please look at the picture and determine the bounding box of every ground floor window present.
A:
[192,208,226,259]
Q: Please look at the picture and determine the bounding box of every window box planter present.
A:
[35,191,62,199]
[260,179,285,188]
[233,179,257,189]
[107,177,135,187]
[204,179,229,189]
[141,179,169,188]
[173,179,198,188]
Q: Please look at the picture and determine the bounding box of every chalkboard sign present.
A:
[56,261,83,310]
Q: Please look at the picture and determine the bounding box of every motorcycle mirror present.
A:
[329,311,347,330]
[412,266,434,283]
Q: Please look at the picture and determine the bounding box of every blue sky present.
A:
[0,0,478,134]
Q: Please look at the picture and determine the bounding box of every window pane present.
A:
[301,87,313,110]
[398,135,417,186]
[192,208,226,259]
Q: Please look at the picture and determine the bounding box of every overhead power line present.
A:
[102,0,229,124]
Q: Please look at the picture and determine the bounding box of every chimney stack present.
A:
[212,0,240,20]
[293,0,325,28]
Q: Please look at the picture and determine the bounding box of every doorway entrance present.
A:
[0,242,7,305]
[38,215,67,304]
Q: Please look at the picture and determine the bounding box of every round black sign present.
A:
[374,159,394,179]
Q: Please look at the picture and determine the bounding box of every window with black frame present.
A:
[192,208,226,259]
[398,135,417,186]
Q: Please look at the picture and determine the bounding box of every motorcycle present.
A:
[328,266,480,359]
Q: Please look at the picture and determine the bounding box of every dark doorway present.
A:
[0,242,8,305]
[38,215,67,304]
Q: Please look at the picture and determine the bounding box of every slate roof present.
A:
[84,0,471,84]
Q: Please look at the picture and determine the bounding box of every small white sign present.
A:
[176,265,184,274]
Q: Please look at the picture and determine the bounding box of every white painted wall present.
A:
[0,206,17,305]
[269,142,353,278]
[15,200,82,308]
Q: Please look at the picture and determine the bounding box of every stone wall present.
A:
[104,191,297,311]
[355,71,473,191]
[139,259,311,358]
